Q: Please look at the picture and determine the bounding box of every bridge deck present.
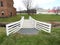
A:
[18,28,39,35]
[22,20,35,28]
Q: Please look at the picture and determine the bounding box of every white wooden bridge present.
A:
[6,16,51,36]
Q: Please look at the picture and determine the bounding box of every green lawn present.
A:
[0,14,60,45]
[31,14,60,22]
[0,14,60,23]
[0,27,60,45]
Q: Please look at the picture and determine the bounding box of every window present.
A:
[1,11,4,15]
[0,1,3,7]
[10,12,12,16]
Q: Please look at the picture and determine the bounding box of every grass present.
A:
[0,15,21,23]
[0,14,60,23]
[31,14,60,22]
[0,14,29,23]
[0,27,60,45]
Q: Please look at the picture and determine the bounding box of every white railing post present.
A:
[20,16,24,28]
[29,16,36,28]
[35,21,36,28]
[49,24,51,33]
[6,25,9,36]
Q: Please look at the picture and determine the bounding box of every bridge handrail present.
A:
[6,16,24,36]
[29,16,51,33]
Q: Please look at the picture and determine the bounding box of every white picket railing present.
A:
[36,21,51,33]
[6,16,24,36]
[29,16,51,33]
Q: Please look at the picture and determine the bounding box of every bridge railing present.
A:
[6,16,24,36]
[29,16,36,28]
[36,21,51,33]
[29,16,51,33]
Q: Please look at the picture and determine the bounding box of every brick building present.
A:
[0,0,16,17]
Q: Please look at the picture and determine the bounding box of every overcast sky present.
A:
[13,0,60,11]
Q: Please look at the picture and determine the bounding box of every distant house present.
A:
[48,9,56,13]
[48,7,60,14]
[36,8,48,14]
[48,9,60,13]
[0,0,16,17]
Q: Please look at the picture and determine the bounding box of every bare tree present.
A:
[56,7,60,15]
[22,0,32,15]
[53,7,60,15]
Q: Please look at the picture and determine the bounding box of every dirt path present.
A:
[50,21,60,27]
